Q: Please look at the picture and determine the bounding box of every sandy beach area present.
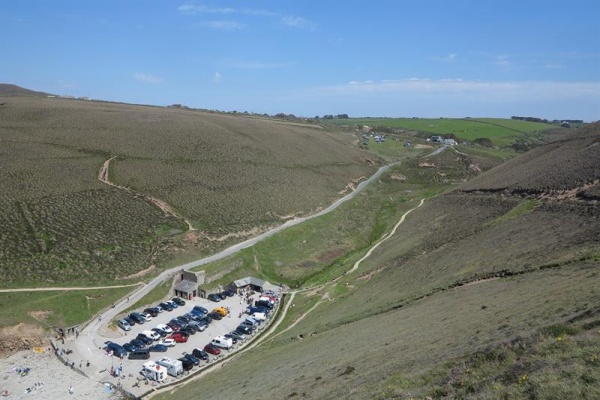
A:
[1,348,123,400]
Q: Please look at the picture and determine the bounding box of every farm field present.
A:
[326,117,563,146]
[0,97,377,287]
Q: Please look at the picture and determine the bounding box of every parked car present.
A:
[188,321,207,332]
[129,312,146,324]
[140,312,153,322]
[124,316,136,326]
[204,343,221,355]
[104,342,127,358]
[149,344,168,352]
[179,327,196,336]
[217,292,228,300]
[155,324,173,334]
[207,293,221,302]
[123,342,138,352]
[128,349,150,360]
[199,315,212,325]
[255,300,274,309]
[192,348,210,361]
[250,312,266,321]
[185,312,200,321]
[172,297,186,306]
[207,312,222,320]
[151,327,168,338]
[144,308,159,317]
[178,357,194,371]
[169,333,189,343]
[150,306,163,314]
[167,300,179,309]
[166,320,183,331]
[247,306,270,315]
[227,331,247,341]
[176,314,190,323]
[159,302,173,312]
[236,326,253,335]
[130,339,146,349]
[192,306,208,315]
[136,334,153,346]
[221,289,235,297]
[161,338,176,347]
[141,330,160,341]
[118,319,132,331]
[181,353,200,366]
[224,334,239,344]
[212,307,228,317]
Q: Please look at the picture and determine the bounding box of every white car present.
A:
[161,338,176,347]
[156,324,173,334]
[142,330,160,341]
[250,312,266,321]
[140,312,153,322]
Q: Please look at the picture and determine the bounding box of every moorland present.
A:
[2,85,599,399]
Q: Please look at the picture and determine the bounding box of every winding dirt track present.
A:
[0,283,142,293]
[99,157,197,231]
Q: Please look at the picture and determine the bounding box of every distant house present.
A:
[430,136,443,143]
[443,138,457,145]
[174,270,205,300]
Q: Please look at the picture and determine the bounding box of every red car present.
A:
[204,343,221,355]
[169,333,189,343]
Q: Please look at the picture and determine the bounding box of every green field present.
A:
[0,287,134,329]
[327,117,561,146]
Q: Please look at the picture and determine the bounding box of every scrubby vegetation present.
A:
[0,96,375,286]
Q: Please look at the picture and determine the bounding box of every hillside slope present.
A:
[0,96,377,286]
[0,83,51,97]
[162,123,600,399]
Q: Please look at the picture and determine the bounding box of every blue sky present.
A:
[2,0,599,120]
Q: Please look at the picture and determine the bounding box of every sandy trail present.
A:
[98,157,196,231]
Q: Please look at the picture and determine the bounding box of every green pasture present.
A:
[0,286,134,329]
[328,117,558,147]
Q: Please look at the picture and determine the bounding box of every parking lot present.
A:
[102,289,277,393]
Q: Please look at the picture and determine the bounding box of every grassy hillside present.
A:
[326,117,564,147]
[159,123,600,399]
[0,83,51,97]
[0,96,376,286]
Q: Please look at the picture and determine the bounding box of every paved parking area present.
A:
[71,290,276,397]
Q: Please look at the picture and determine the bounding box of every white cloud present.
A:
[213,72,221,84]
[493,54,513,69]
[430,53,458,63]
[231,61,294,69]
[200,20,245,30]
[133,73,164,84]
[281,16,317,31]
[178,3,236,14]
[315,78,600,101]
[177,2,274,16]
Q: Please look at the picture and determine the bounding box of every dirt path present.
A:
[0,283,142,293]
[98,157,196,231]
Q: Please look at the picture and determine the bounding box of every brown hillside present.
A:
[0,96,377,285]
[0,83,51,97]
[459,121,600,195]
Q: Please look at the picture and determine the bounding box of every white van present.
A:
[141,362,167,382]
[211,335,233,350]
